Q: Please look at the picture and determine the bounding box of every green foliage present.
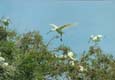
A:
[0,17,115,80]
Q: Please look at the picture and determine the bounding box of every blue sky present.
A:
[0,0,115,56]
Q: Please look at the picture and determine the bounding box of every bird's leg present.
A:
[60,37,63,42]
[60,34,63,42]
[57,31,63,42]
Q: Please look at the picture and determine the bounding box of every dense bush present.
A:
[0,17,115,80]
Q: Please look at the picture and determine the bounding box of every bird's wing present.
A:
[58,23,75,30]
[49,24,58,28]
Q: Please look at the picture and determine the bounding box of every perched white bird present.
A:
[67,51,76,61]
[47,23,75,41]
[79,65,84,72]
[2,62,8,67]
[0,17,10,27]
[69,61,75,66]
[0,56,5,62]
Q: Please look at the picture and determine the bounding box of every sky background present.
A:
[0,0,115,56]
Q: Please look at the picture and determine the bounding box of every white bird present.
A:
[47,23,75,41]
[0,17,11,27]
[79,65,84,72]
[69,61,75,66]
[0,56,5,62]
[67,51,76,61]
[2,62,8,67]
[89,34,103,43]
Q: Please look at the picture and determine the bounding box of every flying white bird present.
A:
[89,35,103,43]
[47,23,75,41]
